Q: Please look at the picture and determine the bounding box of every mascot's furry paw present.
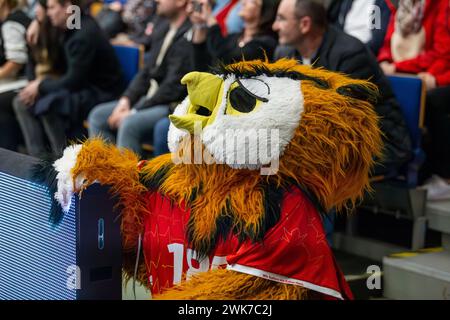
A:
[53,144,84,212]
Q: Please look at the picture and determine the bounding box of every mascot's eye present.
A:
[226,78,269,115]
[229,87,257,113]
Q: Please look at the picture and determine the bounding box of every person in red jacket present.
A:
[378,0,450,87]
[378,0,450,199]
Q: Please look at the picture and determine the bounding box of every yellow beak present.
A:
[169,72,224,133]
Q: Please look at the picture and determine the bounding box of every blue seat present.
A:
[104,0,127,4]
[112,44,143,86]
[387,74,426,187]
[339,76,429,255]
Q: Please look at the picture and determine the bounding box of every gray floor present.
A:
[333,198,450,300]
[333,249,384,299]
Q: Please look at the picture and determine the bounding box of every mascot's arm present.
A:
[47,138,149,285]
[155,269,309,300]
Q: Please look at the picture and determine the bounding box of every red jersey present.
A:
[142,186,353,300]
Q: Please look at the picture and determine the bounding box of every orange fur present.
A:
[72,59,383,294]
[71,138,148,284]
[155,269,309,300]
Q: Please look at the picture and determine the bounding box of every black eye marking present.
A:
[229,86,257,113]
[236,78,269,103]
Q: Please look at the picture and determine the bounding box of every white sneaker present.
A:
[419,175,450,201]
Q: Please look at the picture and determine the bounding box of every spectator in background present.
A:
[88,0,193,158]
[148,0,279,157]
[189,0,279,71]
[95,0,127,38]
[122,0,157,45]
[96,0,158,43]
[273,0,412,176]
[0,0,31,79]
[386,0,450,199]
[328,0,393,56]
[26,0,64,80]
[0,0,31,151]
[422,82,450,200]
[112,0,245,51]
[153,114,171,155]
[13,0,126,157]
[377,0,449,84]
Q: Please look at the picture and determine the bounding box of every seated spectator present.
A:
[95,0,126,38]
[189,0,279,71]
[273,0,412,176]
[377,0,450,198]
[421,84,450,200]
[88,0,193,158]
[0,0,31,151]
[96,0,157,43]
[13,0,126,157]
[0,0,31,80]
[26,0,64,80]
[112,0,244,50]
[328,0,393,56]
[153,116,170,155]
[122,0,157,45]
[377,0,448,82]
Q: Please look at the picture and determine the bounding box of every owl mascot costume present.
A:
[35,59,382,300]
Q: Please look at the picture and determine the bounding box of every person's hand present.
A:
[188,0,215,27]
[108,97,131,129]
[26,19,40,46]
[111,33,136,46]
[109,1,123,12]
[189,0,216,43]
[418,72,437,90]
[19,79,41,106]
[380,61,396,75]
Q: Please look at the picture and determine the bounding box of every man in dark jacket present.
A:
[13,0,126,157]
[273,0,412,176]
[87,0,193,157]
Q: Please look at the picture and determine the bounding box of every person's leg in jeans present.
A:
[87,100,118,142]
[153,117,171,156]
[13,95,48,157]
[117,105,169,157]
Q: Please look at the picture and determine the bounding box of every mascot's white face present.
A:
[168,72,304,170]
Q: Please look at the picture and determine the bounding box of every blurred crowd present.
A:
[0,0,449,198]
